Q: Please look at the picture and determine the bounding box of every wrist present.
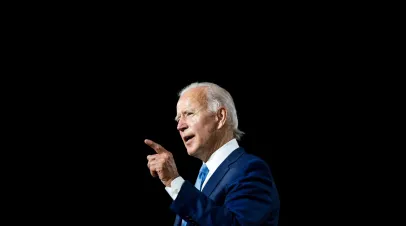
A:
[165,175,180,187]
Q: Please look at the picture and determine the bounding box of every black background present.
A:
[14,30,348,224]
[26,73,333,225]
[3,7,372,224]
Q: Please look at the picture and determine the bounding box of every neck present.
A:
[201,129,234,162]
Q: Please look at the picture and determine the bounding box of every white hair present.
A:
[178,82,245,140]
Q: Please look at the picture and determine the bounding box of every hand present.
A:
[145,139,180,187]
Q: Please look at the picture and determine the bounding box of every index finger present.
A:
[144,139,168,154]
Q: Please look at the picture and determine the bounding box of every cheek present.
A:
[190,117,198,124]
[189,116,215,135]
[200,121,217,136]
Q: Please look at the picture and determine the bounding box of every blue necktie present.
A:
[195,163,209,190]
[181,163,209,226]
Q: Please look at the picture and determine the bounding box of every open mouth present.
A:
[184,135,195,143]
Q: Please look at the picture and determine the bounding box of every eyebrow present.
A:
[174,107,206,122]
[174,110,190,122]
[174,110,187,122]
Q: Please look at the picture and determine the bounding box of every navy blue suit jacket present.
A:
[171,147,280,226]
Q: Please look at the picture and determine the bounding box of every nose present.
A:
[177,119,188,132]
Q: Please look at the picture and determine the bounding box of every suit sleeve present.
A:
[169,159,279,226]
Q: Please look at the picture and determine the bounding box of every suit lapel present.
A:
[202,147,245,197]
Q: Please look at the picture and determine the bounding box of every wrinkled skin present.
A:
[145,87,230,187]
[145,139,179,187]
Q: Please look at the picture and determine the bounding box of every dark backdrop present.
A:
[25,67,334,225]
[37,76,317,225]
[10,14,353,225]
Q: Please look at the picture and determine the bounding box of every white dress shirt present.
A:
[165,138,239,200]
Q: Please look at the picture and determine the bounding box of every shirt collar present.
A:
[205,138,239,173]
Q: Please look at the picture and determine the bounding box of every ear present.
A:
[216,107,227,129]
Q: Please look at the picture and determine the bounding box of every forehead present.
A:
[176,87,207,111]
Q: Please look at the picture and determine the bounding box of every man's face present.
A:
[175,87,217,158]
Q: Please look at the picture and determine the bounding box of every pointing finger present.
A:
[144,139,168,154]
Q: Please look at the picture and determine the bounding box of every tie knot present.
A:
[199,163,209,176]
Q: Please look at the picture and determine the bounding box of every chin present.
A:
[186,146,199,157]
[186,148,196,156]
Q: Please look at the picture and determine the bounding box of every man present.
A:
[145,82,280,225]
